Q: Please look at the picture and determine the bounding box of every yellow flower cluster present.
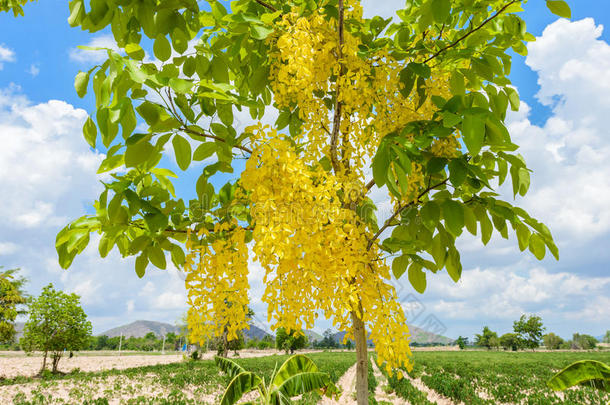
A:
[184,222,250,344]
[268,3,460,191]
[430,133,462,159]
[241,124,412,372]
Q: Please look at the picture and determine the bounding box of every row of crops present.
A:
[3,352,356,405]
[382,351,610,405]
[2,350,609,404]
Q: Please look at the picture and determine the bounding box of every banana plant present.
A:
[547,360,610,392]
[215,354,340,405]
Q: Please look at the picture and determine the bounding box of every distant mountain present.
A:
[100,320,273,341]
[99,320,180,338]
[330,325,452,346]
[243,324,272,341]
[409,325,453,344]
[303,330,323,342]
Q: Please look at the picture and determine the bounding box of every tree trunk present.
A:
[52,353,61,373]
[40,350,47,374]
[220,329,229,357]
[351,310,368,405]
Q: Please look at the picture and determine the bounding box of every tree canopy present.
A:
[513,314,545,350]
[2,0,570,400]
[21,284,92,373]
[0,267,27,344]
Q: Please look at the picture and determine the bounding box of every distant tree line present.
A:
[472,314,603,351]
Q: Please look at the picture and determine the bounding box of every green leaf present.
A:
[171,27,189,54]
[215,356,247,378]
[125,43,145,60]
[153,35,172,61]
[546,0,571,19]
[147,245,166,270]
[172,135,192,171]
[169,78,193,94]
[431,0,450,23]
[372,143,390,187]
[515,223,531,251]
[420,202,440,231]
[83,117,97,148]
[125,140,154,168]
[135,254,148,278]
[547,360,610,392]
[194,142,216,161]
[448,159,467,187]
[220,372,262,405]
[74,71,90,98]
[445,246,462,282]
[392,255,409,279]
[408,263,426,293]
[217,103,234,126]
[250,23,273,40]
[529,233,546,260]
[462,114,485,156]
[442,200,464,237]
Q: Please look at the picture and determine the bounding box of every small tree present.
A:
[276,327,308,354]
[513,315,545,350]
[455,336,468,350]
[0,267,27,344]
[572,333,597,350]
[542,333,564,350]
[475,326,498,350]
[603,331,610,344]
[500,333,519,351]
[20,284,92,374]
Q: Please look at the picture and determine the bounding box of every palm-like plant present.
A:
[547,360,610,392]
[215,354,340,405]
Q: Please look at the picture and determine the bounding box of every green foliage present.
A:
[475,326,498,350]
[0,0,36,16]
[513,314,545,350]
[0,267,27,344]
[455,335,468,350]
[543,332,564,350]
[276,327,308,354]
[215,354,339,405]
[572,333,598,350]
[548,360,610,392]
[500,332,520,351]
[20,284,92,373]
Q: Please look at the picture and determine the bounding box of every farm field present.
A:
[0,350,608,404]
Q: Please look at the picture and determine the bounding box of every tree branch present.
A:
[329,0,345,174]
[181,126,253,154]
[365,179,375,191]
[253,0,277,12]
[367,178,449,249]
[424,1,517,63]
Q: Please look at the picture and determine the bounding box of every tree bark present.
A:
[40,350,47,374]
[351,310,368,405]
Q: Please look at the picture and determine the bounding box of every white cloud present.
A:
[0,88,103,229]
[28,64,40,77]
[0,44,15,70]
[69,35,120,64]
[0,242,18,255]
[504,18,610,243]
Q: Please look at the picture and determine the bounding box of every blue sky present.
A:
[0,1,609,341]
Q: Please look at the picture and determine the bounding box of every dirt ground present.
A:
[0,349,288,379]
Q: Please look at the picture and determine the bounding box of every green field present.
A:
[1,350,608,404]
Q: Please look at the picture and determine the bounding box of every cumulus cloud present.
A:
[0,44,15,70]
[0,87,103,229]
[507,18,610,242]
[69,35,120,64]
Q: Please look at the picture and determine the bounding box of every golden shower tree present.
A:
[1,0,568,402]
